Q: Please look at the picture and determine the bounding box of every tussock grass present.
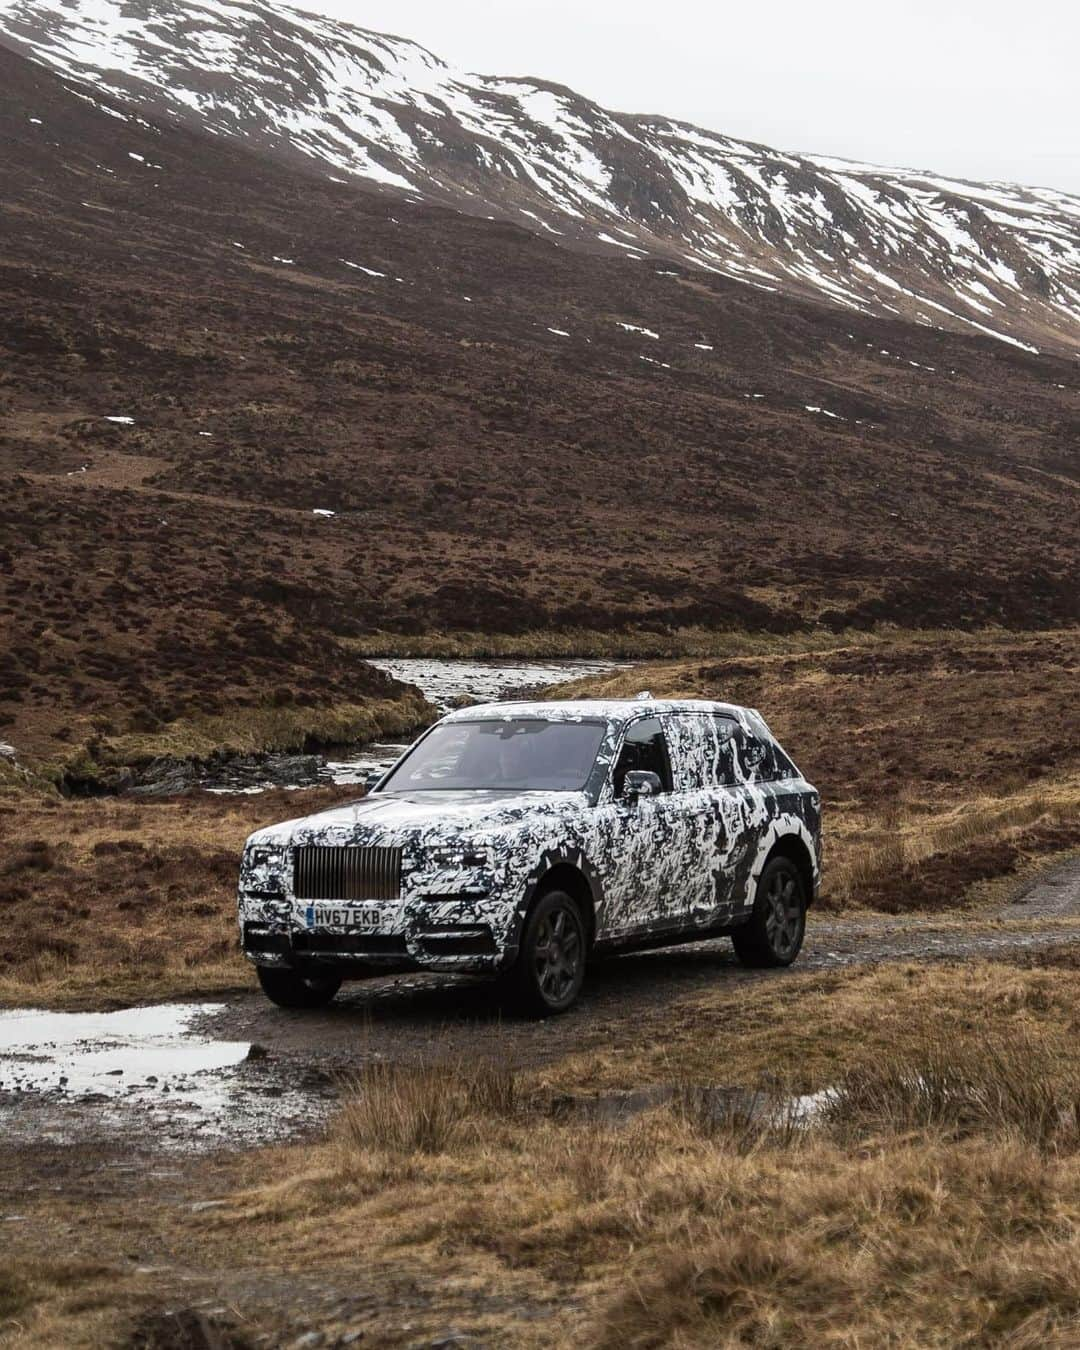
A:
[828,1035,1080,1149]
[230,985,1080,1348]
[670,1081,807,1153]
[335,1056,516,1156]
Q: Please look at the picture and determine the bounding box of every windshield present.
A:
[380,718,606,793]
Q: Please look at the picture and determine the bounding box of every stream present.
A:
[202,656,627,793]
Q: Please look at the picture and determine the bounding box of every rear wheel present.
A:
[256,964,341,1009]
[505,889,587,1016]
[732,856,806,968]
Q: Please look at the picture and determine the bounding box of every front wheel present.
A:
[732,857,807,968]
[256,964,341,1009]
[504,890,587,1017]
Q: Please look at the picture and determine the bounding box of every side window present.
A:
[711,716,739,786]
[771,742,798,779]
[613,717,672,796]
[662,714,738,789]
[736,729,774,782]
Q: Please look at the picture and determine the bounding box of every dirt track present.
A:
[200,852,1080,1078]
[4,856,1077,1163]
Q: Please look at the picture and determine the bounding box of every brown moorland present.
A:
[4,35,1080,1350]
[1,45,1077,772]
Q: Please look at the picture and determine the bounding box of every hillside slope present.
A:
[1,44,1078,767]
[1,0,1079,354]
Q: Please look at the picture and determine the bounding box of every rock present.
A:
[129,757,200,796]
[288,1335,325,1349]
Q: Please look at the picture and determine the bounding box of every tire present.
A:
[256,964,341,1009]
[731,856,807,968]
[504,889,587,1017]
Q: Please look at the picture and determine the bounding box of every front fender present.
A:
[504,845,606,957]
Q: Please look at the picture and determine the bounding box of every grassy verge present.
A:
[343,623,1071,660]
[50,691,433,790]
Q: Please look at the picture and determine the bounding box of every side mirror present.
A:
[624,770,662,801]
[364,771,383,793]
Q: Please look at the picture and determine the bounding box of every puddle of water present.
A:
[0,1003,332,1151]
[551,1084,834,1129]
[0,1004,248,1104]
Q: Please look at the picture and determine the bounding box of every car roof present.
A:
[440,697,759,724]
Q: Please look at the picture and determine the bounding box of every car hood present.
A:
[247,789,590,848]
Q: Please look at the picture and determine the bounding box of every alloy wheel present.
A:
[533,903,583,1005]
[763,868,803,958]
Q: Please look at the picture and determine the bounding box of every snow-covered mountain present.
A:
[2,0,1078,354]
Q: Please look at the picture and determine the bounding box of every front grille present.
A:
[293,845,402,901]
[293,932,408,956]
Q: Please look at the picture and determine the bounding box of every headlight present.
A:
[428,844,489,868]
[246,844,288,871]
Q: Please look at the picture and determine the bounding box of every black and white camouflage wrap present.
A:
[237,699,821,977]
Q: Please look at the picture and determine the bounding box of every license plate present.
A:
[304,904,382,930]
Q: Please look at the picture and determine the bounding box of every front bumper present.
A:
[239,900,513,977]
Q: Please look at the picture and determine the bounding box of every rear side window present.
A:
[663,713,739,789]
[663,714,786,787]
[736,729,773,782]
[613,717,672,795]
[771,742,798,779]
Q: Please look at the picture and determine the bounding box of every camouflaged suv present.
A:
[238,697,820,1015]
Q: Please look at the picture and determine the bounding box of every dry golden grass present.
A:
[336,1056,516,1156]
[827,1038,1080,1149]
[213,962,1080,1348]
[539,956,1080,1099]
[5,956,1080,1347]
[826,775,1080,910]
[0,783,359,1009]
